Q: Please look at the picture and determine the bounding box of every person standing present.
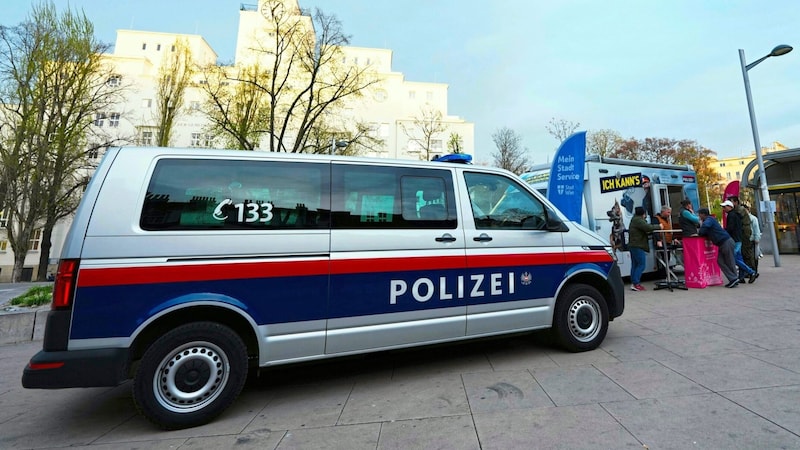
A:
[721,200,757,283]
[730,196,756,270]
[628,206,663,291]
[745,204,762,271]
[678,199,700,237]
[655,205,674,246]
[697,208,740,288]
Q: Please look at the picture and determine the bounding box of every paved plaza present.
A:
[1,256,800,449]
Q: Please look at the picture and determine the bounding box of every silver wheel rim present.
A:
[567,296,601,342]
[152,341,230,413]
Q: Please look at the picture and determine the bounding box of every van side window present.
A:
[332,165,456,229]
[464,172,547,230]
[140,159,330,230]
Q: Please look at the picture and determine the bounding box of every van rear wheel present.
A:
[552,284,608,352]
[133,322,248,430]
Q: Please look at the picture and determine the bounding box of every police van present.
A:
[23,147,624,429]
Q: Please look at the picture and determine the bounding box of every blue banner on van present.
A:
[547,131,586,222]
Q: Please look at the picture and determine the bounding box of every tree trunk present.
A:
[12,250,26,283]
[36,223,55,281]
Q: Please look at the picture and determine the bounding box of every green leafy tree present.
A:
[447,132,463,154]
[0,1,122,281]
[586,129,622,157]
[155,37,193,147]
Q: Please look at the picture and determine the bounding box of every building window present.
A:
[109,112,120,127]
[0,209,8,227]
[426,91,433,101]
[93,113,106,127]
[171,45,176,52]
[142,43,147,50]
[87,147,99,159]
[107,75,121,87]
[140,130,154,146]
[409,90,416,100]
[142,98,152,108]
[191,133,201,147]
[431,139,443,151]
[190,101,200,110]
[28,229,42,251]
[156,44,161,51]
[203,134,214,147]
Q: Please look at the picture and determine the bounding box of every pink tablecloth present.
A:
[683,236,724,288]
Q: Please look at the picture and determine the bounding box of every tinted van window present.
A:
[141,158,330,230]
[332,165,456,229]
[464,172,547,230]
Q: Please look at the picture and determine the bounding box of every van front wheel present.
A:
[552,284,608,352]
[133,322,248,430]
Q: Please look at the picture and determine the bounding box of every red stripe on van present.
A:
[564,250,613,264]
[77,251,612,288]
[467,252,563,268]
[78,259,330,287]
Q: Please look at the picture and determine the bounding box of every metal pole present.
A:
[739,49,781,267]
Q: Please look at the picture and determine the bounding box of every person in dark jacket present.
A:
[730,196,756,270]
[628,206,663,291]
[721,200,757,283]
[678,199,700,237]
[698,208,740,288]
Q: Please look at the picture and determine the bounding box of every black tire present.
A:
[551,284,609,352]
[132,322,248,430]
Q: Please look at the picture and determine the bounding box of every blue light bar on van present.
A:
[433,154,472,164]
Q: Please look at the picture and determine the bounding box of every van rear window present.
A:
[140,158,330,231]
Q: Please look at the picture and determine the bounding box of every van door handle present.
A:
[473,233,493,242]
[435,233,457,242]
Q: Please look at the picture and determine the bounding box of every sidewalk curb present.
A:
[0,309,47,345]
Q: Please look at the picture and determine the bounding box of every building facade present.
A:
[0,0,474,281]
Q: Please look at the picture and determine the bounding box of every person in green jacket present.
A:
[628,206,664,291]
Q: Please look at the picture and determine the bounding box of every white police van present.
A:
[23,147,624,429]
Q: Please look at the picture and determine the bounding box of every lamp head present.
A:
[770,45,793,57]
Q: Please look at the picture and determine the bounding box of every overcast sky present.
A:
[5,1,799,164]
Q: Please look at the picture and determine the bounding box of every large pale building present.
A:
[0,0,474,281]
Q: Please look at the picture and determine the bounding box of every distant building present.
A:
[0,0,474,281]
[712,141,789,185]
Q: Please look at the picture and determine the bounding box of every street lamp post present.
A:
[330,137,349,155]
[739,44,792,268]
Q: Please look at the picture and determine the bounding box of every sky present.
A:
[4,0,799,165]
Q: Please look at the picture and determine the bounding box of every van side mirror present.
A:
[546,216,568,232]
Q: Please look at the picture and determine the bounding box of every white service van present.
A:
[23,147,624,429]
[522,155,701,278]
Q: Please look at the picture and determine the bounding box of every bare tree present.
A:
[402,105,446,160]
[207,1,379,153]
[0,1,123,281]
[545,117,580,144]
[154,37,193,147]
[199,63,270,150]
[586,129,622,157]
[491,127,529,174]
[301,118,384,155]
